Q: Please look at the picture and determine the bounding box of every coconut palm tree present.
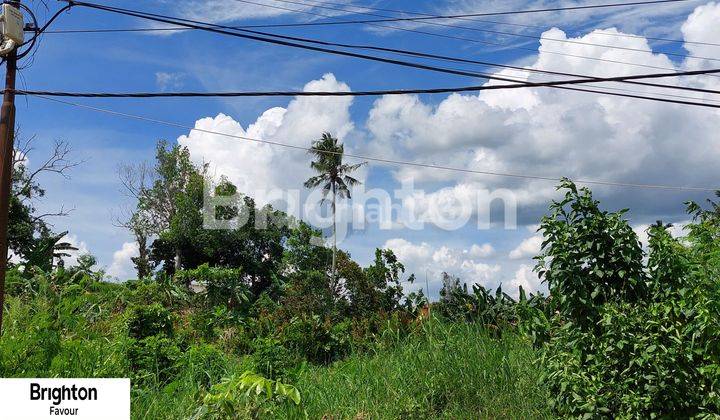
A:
[304,133,365,281]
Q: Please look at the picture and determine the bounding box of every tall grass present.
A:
[1,291,547,419]
[282,320,549,419]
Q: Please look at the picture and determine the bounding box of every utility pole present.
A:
[0,0,21,334]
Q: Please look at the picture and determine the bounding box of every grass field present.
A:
[128,320,547,419]
[287,322,549,419]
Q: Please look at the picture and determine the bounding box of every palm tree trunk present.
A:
[331,182,337,282]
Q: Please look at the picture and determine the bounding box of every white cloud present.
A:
[107,242,139,280]
[155,72,185,91]
[363,4,720,222]
[506,264,546,298]
[433,0,700,37]
[467,243,495,258]
[509,235,542,260]
[178,73,360,207]
[682,2,720,68]
[383,238,501,291]
[169,0,359,26]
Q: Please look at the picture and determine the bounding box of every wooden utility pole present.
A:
[0,44,18,333]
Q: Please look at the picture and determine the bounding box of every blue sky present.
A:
[14,0,720,297]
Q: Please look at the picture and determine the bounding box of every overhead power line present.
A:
[245,0,719,63]
[275,0,720,47]
[27,93,719,193]
[63,0,720,103]
[237,0,696,24]
[41,1,713,75]
[8,65,720,109]
[223,0,720,87]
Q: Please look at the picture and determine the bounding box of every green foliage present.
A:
[436,274,550,340]
[539,181,720,418]
[177,344,229,388]
[536,179,647,329]
[198,371,301,419]
[0,297,60,376]
[281,315,352,364]
[251,337,298,380]
[350,248,409,316]
[22,231,78,273]
[127,303,174,340]
[127,335,181,385]
[177,263,249,311]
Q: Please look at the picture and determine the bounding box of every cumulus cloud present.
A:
[467,243,495,258]
[506,265,546,298]
[682,2,720,69]
[178,73,360,208]
[363,4,720,222]
[383,238,501,292]
[509,235,542,260]
[107,242,139,280]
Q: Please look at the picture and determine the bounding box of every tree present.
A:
[8,131,81,262]
[303,133,365,281]
[115,162,155,279]
[359,249,408,314]
[141,140,205,273]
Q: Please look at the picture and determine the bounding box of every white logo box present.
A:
[0,378,130,419]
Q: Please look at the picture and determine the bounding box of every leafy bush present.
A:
[281,315,352,364]
[176,264,249,311]
[177,344,229,388]
[127,335,181,385]
[536,179,647,330]
[127,303,174,339]
[197,371,301,419]
[0,297,60,376]
[251,337,298,380]
[538,181,720,418]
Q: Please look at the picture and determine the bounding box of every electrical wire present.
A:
[41,2,712,75]
[243,0,697,24]
[60,0,720,89]
[282,0,720,47]
[8,67,720,109]
[64,0,720,104]
[26,93,719,193]
[249,0,719,63]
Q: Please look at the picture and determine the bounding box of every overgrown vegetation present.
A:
[2,134,719,418]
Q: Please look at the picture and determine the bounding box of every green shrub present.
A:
[49,339,128,378]
[536,179,646,330]
[251,337,298,380]
[197,371,301,419]
[176,264,249,311]
[177,344,229,388]
[127,335,181,385]
[543,296,720,417]
[538,182,720,418]
[0,297,60,377]
[127,303,174,339]
[281,315,352,364]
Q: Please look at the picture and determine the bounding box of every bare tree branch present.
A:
[31,205,75,225]
[12,134,85,201]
